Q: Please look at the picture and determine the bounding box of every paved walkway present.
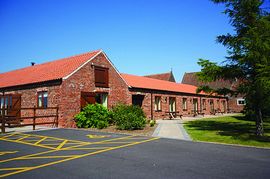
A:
[152,113,242,140]
[152,120,191,140]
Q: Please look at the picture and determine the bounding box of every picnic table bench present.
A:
[191,110,205,117]
[163,111,182,120]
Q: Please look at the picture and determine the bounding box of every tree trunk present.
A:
[255,108,263,136]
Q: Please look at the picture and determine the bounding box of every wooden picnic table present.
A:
[164,111,182,119]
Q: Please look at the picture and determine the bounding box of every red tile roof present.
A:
[144,71,176,82]
[121,73,204,95]
[0,50,101,89]
[181,72,234,90]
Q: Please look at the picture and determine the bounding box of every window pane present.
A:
[102,94,108,108]
[38,94,42,107]
[43,93,48,108]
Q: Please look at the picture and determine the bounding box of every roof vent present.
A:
[31,62,35,66]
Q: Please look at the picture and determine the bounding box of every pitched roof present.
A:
[144,71,176,82]
[0,50,102,89]
[121,73,204,95]
[181,72,233,90]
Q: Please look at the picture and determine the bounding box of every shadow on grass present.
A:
[185,118,270,143]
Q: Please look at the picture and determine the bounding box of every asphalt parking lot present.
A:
[1,128,270,179]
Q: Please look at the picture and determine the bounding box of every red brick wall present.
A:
[58,52,129,127]
[127,89,228,120]
[4,85,61,125]
[228,96,245,113]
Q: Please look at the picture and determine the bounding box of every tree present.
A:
[197,0,270,136]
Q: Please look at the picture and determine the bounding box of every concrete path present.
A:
[3,126,56,133]
[152,119,191,140]
[152,113,241,140]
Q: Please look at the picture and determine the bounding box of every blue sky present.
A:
[0,0,234,81]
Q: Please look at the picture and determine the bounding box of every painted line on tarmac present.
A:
[0,136,159,178]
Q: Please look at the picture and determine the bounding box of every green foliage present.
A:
[74,104,109,129]
[111,104,146,130]
[197,0,270,135]
[149,120,156,127]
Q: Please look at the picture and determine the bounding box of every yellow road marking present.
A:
[0,137,159,178]
[0,167,32,171]
[56,140,68,150]
[0,138,56,150]
[20,155,81,159]
[0,150,56,163]
[62,147,110,150]
[0,151,18,156]
[34,137,48,145]
[0,133,18,139]
[87,134,110,139]
[101,141,132,144]
[15,135,31,141]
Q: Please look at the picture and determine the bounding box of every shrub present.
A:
[149,120,156,127]
[74,104,109,129]
[111,104,146,130]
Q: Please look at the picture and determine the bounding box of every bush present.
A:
[74,104,109,129]
[111,104,146,130]
[149,120,156,127]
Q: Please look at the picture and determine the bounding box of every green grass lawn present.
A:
[184,115,270,148]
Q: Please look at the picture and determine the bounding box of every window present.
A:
[154,96,161,111]
[202,99,206,110]
[94,66,109,88]
[237,98,246,105]
[132,95,144,107]
[95,93,108,108]
[38,92,48,108]
[169,97,176,112]
[0,95,12,115]
[182,98,187,110]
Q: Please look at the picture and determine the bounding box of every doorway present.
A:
[132,95,144,107]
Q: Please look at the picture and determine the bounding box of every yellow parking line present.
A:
[62,147,110,150]
[0,133,18,139]
[0,167,32,171]
[0,138,56,150]
[0,150,57,163]
[60,142,91,150]
[15,135,31,141]
[21,155,81,159]
[0,137,159,178]
[90,135,135,144]
[56,140,68,150]
[34,137,48,145]
[102,141,132,144]
[0,151,18,156]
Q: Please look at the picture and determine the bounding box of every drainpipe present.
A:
[150,91,153,120]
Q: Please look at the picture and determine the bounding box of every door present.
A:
[81,92,96,110]
[9,94,21,118]
[132,95,144,107]
[169,97,176,112]
[210,99,214,113]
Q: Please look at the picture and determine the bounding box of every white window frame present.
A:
[237,98,246,105]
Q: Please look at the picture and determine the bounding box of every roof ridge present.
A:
[0,49,102,75]
[122,73,198,88]
[144,71,171,76]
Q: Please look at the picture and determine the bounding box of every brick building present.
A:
[0,50,228,128]
[144,71,176,82]
[182,72,245,113]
